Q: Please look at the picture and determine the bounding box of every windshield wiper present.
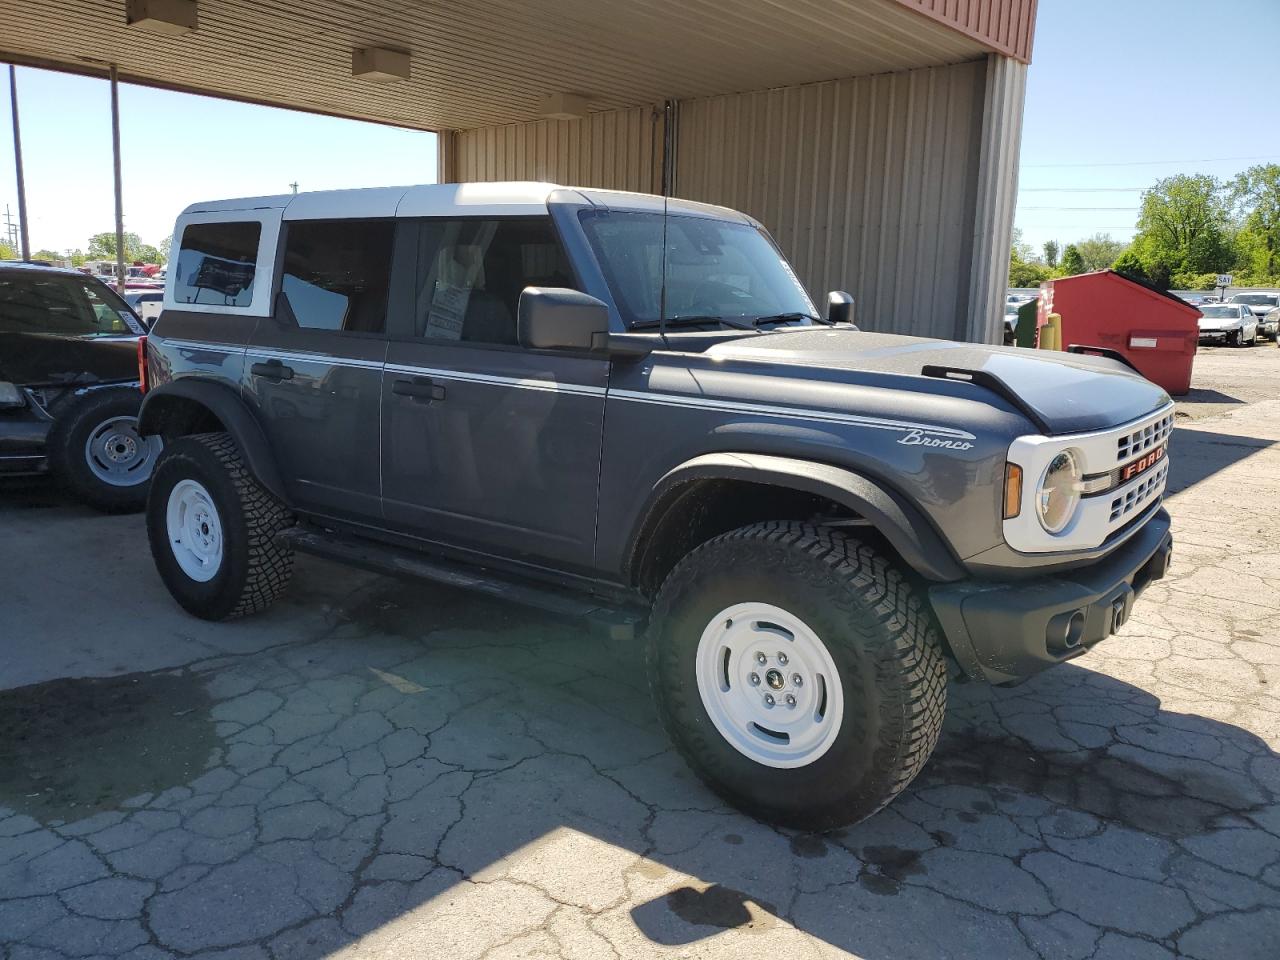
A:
[751,312,832,327]
[630,315,755,331]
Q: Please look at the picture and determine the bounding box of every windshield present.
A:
[578,210,816,327]
[1200,305,1241,319]
[0,273,144,337]
[1230,294,1278,307]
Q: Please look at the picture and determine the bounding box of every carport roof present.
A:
[2,0,1031,131]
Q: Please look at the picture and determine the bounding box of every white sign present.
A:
[1216,274,1233,287]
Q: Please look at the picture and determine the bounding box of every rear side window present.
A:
[412,218,575,345]
[280,220,395,333]
[173,221,261,307]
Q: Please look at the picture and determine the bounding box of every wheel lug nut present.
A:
[764,694,775,706]
[749,673,760,686]
[792,674,803,687]
[755,652,767,665]
[785,694,796,707]
[778,653,788,665]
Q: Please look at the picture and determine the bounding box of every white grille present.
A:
[1116,413,1173,463]
[1109,461,1169,524]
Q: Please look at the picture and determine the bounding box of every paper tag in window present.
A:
[423,284,471,340]
[1129,336,1158,349]
[118,310,146,335]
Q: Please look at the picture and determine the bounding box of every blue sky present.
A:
[3,0,1279,257]
[1016,0,1280,254]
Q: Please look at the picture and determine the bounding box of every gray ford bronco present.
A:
[138,183,1174,828]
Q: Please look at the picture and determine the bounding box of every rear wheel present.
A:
[146,432,294,620]
[48,389,161,512]
[648,521,947,830]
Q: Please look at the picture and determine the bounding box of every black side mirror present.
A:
[518,287,610,352]
[828,291,856,326]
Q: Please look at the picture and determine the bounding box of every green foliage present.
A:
[1231,164,1280,280]
[1009,258,1052,287]
[1134,174,1232,276]
[32,249,62,262]
[1042,240,1059,268]
[86,230,160,262]
[1111,249,1147,283]
[0,241,15,260]
[1169,271,1219,291]
[1074,234,1126,272]
[1060,244,1086,276]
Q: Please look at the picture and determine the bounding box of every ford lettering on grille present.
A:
[1120,444,1166,483]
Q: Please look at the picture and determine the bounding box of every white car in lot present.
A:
[1197,303,1258,347]
[1226,292,1280,340]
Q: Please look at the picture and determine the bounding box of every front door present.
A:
[381,216,607,572]
[244,218,395,521]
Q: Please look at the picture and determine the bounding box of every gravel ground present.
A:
[1,347,1278,960]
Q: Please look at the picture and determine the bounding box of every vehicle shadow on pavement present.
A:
[1166,425,1276,495]
[2,573,1276,960]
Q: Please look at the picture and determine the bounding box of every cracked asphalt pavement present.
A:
[2,346,1279,959]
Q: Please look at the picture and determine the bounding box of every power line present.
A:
[1019,186,1145,193]
[1018,206,1139,211]
[1024,154,1277,169]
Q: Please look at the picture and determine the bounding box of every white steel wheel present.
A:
[166,479,224,582]
[84,415,161,487]
[694,601,845,769]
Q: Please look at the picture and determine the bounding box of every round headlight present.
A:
[1037,449,1082,534]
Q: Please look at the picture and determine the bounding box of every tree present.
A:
[1133,174,1232,276]
[32,249,62,262]
[1074,233,1126,272]
[1112,249,1147,283]
[1060,244,1086,276]
[0,240,14,260]
[1010,227,1035,263]
[1042,240,1059,268]
[1231,164,1280,281]
[1008,259,1051,288]
[87,231,145,261]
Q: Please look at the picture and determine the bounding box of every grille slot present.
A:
[1116,413,1173,463]
[1109,461,1168,522]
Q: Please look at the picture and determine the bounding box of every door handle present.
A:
[392,377,446,402]
[251,360,295,381]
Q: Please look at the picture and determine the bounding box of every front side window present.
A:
[578,210,817,327]
[413,218,575,345]
[0,274,142,336]
[174,221,261,307]
[280,220,395,333]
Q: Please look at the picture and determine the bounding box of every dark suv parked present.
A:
[0,262,158,510]
[138,184,1174,828]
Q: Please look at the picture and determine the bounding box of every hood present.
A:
[1197,314,1241,329]
[0,331,141,387]
[704,328,1171,435]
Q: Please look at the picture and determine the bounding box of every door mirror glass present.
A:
[828,290,856,326]
[517,287,610,352]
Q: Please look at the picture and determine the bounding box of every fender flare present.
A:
[138,380,287,502]
[629,452,966,583]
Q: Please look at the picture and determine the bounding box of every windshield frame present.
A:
[576,208,818,330]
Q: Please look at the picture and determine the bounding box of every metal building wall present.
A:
[452,106,662,193]
[676,61,986,340]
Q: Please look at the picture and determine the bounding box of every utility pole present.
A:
[9,65,31,261]
[289,181,298,194]
[109,64,126,293]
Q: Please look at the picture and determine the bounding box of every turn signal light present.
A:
[137,335,149,394]
[1004,463,1023,519]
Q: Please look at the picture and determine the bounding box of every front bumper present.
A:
[1197,329,1235,342]
[929,509,1172,685]
[0,417,51,475]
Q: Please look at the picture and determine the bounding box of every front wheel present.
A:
[648,522,947,830]
[146,433,295,620]
[48,389,162,512]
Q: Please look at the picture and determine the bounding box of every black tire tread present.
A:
[647,520,947,827]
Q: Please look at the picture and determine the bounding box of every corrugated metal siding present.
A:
[452,107,662,193]
[966,55,1027,343]
[4,0,1003,131]
[896,0,1038,63]
[676,61,986,340]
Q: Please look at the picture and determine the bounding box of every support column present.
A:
[436,129,458,184]
[966,54,1028,343]
[110,64,126,294]
[8,65,30,261]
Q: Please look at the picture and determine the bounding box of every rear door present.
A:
[244,218,394,522]
[380,216,607,571]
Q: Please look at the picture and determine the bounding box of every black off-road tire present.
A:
[47,388,155,512]
[648,521,947,830]
[146,432,294,620]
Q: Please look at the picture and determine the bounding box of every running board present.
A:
[276,526,646,640]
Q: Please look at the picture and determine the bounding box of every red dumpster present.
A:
[1038,270,1199,395]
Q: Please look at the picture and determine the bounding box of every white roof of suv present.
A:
[180,182,752,223]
